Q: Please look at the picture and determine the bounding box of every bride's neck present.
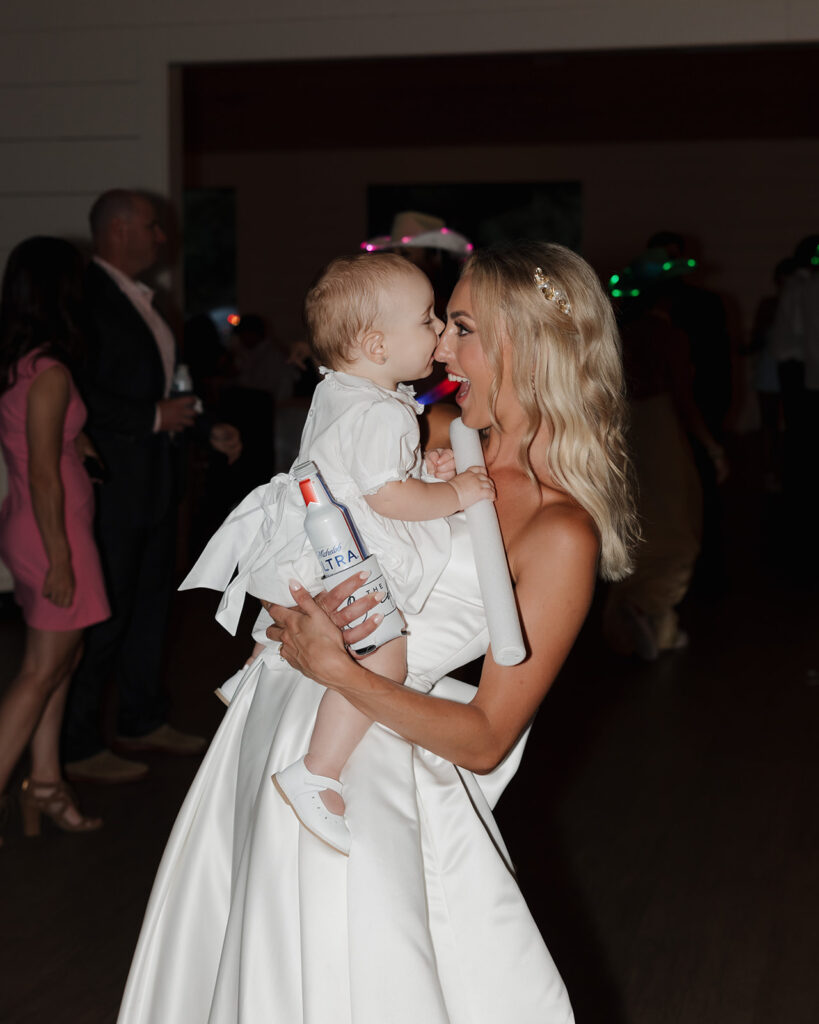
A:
[484,417,553,482]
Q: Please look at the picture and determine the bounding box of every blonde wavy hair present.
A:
[465,241,638,581]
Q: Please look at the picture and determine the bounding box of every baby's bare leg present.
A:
[305,635,407,814]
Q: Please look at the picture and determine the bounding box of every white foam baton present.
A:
[449,417,525,666]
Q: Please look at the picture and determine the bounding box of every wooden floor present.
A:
[1,471,817,1024]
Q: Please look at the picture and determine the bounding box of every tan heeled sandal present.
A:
[19,778,103,837]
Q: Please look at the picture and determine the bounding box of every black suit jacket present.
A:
[81,261,178,528]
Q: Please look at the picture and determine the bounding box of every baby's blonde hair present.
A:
[465,241,638,581]
[304,252,420,368]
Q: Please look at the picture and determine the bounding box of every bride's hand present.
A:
[261,571,380,638]
[262,575,382,680]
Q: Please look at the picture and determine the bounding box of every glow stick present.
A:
[449,418,525,666]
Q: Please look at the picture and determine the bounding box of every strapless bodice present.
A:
[404,511,487,690]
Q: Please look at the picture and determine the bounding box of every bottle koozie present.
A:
[294,460,404,656]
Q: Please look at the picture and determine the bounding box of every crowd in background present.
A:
[0,187,816,844]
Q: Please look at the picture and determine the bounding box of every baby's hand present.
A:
[450,466,496,510]
[425,447,456,481]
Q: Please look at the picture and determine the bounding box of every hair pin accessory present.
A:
[534,267,572,316]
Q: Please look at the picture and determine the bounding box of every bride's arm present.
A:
[267,507,598,774]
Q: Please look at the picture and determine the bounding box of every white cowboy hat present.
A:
[361,210,473,256]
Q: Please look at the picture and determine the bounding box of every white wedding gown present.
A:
[117,516,574,1023]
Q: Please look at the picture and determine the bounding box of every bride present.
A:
[117,241,636,1024]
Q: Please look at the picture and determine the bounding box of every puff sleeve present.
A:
[343,396,422,496]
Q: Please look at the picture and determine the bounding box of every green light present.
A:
[687,259,696,268]
[611,289,622,298]
[609,274,620,285]
[630,289,640,297]
[811,256,819,266]
[662,261,672,271]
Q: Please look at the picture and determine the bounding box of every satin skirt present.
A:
[117,517,574,1024]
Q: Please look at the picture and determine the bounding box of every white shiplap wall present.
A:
[1,0,818,266]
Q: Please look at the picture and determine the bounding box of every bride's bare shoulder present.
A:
[509,491,599,583]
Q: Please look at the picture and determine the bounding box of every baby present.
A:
[271,252,494,854]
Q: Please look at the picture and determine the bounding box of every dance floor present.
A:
[1,477,817,1024]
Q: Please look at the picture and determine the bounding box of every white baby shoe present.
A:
[272,758,351,856]
[214,667,246,706]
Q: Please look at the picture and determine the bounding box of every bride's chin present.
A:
[459,406,490,430]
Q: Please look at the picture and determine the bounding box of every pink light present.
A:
[401,235,412,243]
[466,243,474,252]
[440,227,450,234]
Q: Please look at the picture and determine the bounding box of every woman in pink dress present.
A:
[0,237,110,843]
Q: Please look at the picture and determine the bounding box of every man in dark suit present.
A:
[63,190,217,782]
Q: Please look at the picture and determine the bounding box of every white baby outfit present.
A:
[181,368,451,634]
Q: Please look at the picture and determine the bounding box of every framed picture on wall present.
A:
[183,187,237,319]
